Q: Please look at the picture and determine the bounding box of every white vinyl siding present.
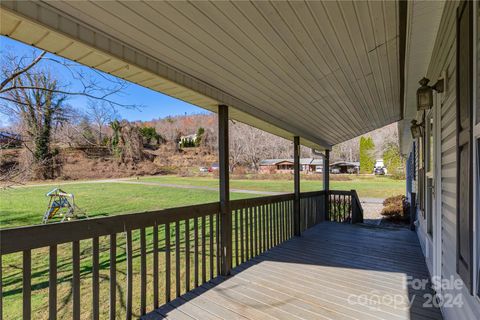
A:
[422,1,480,318]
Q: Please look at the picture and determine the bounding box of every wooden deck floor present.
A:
[143,222,443,320]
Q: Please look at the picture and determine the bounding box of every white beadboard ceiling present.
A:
[0,1,403,150]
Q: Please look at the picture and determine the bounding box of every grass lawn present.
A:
[135,175,405,198]
[0,174,404,319]
[0,182,255,229]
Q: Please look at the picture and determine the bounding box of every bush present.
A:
[381,195,410,221]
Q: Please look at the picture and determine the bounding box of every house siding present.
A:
[415,1,480,318]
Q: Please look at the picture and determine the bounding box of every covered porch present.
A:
[0,1,446,319]
[144,222,441,320]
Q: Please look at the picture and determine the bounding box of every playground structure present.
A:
[42,188,87,224]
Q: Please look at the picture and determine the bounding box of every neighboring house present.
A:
[259,158,323,174]
[329,161,360,174]
[398,1,480,318]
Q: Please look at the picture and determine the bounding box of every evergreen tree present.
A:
[359,137,375,174]
[383,143,405,179]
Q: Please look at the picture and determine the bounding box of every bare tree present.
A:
[0,70,69,179]
[85,101,118,145]
[0,48,140,186]
[331,137,360,162]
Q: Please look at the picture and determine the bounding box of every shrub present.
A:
[381,195,410,221]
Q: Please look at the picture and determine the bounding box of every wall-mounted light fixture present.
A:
[410,119,424,139]
[416,77,444,110]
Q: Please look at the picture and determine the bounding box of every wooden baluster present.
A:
[285,201,290,237]
[234,209,239,267]
[153,224,159,309]
[285,201,288,238]
[269,203,273,248]
[92,238,100,320]
[252,206,258,256]
[279,202,283,242]
[274,202,277,246]
[291,200,295,236]
[282,201,285,240]
[49,245,57,320]
[257,206,261,254]
[165,223,171,303]
[266,204,270,249]
[250,207,254,257]
[109,234,116,320]
[175,221,181,298]
[216,213,220,276]
[194,217,199,288]
[72,241,80,320]
[140,228,147,316]
[276,202,282,245]
[252,206,256,256]
[185,219,190,292]
[328,194,332,221]
[262,205,267,251]
[245,208,249,260]
[272,203,276,246]
[240,208,244,263]
[23,250,31,320]
[209,214,214,280]
[183,219,191,289]
[287,200,290,238]
[334,195,337,222]
[125,231,133,320]
[281,201,284,241]
[258,206,262,253]
[260,205,264,253]
[201,216,206,284]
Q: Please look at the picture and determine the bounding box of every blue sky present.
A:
[0,36,207,125]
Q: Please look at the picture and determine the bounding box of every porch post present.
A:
[323,150,330,220]
[294,136,301,236]
[218,104,231,275]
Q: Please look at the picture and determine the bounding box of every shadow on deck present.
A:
[143,222,442,320]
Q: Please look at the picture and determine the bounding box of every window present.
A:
[456,0,474,292]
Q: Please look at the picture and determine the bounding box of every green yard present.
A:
[1,175,404,229]
[0,182,255,229]
[134,175,404,198]
[0,174,404,319]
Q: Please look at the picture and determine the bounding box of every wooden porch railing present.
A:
[0,190,362,319]
[327,190,364,223]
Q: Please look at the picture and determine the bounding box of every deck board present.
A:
[143,222,443,320]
